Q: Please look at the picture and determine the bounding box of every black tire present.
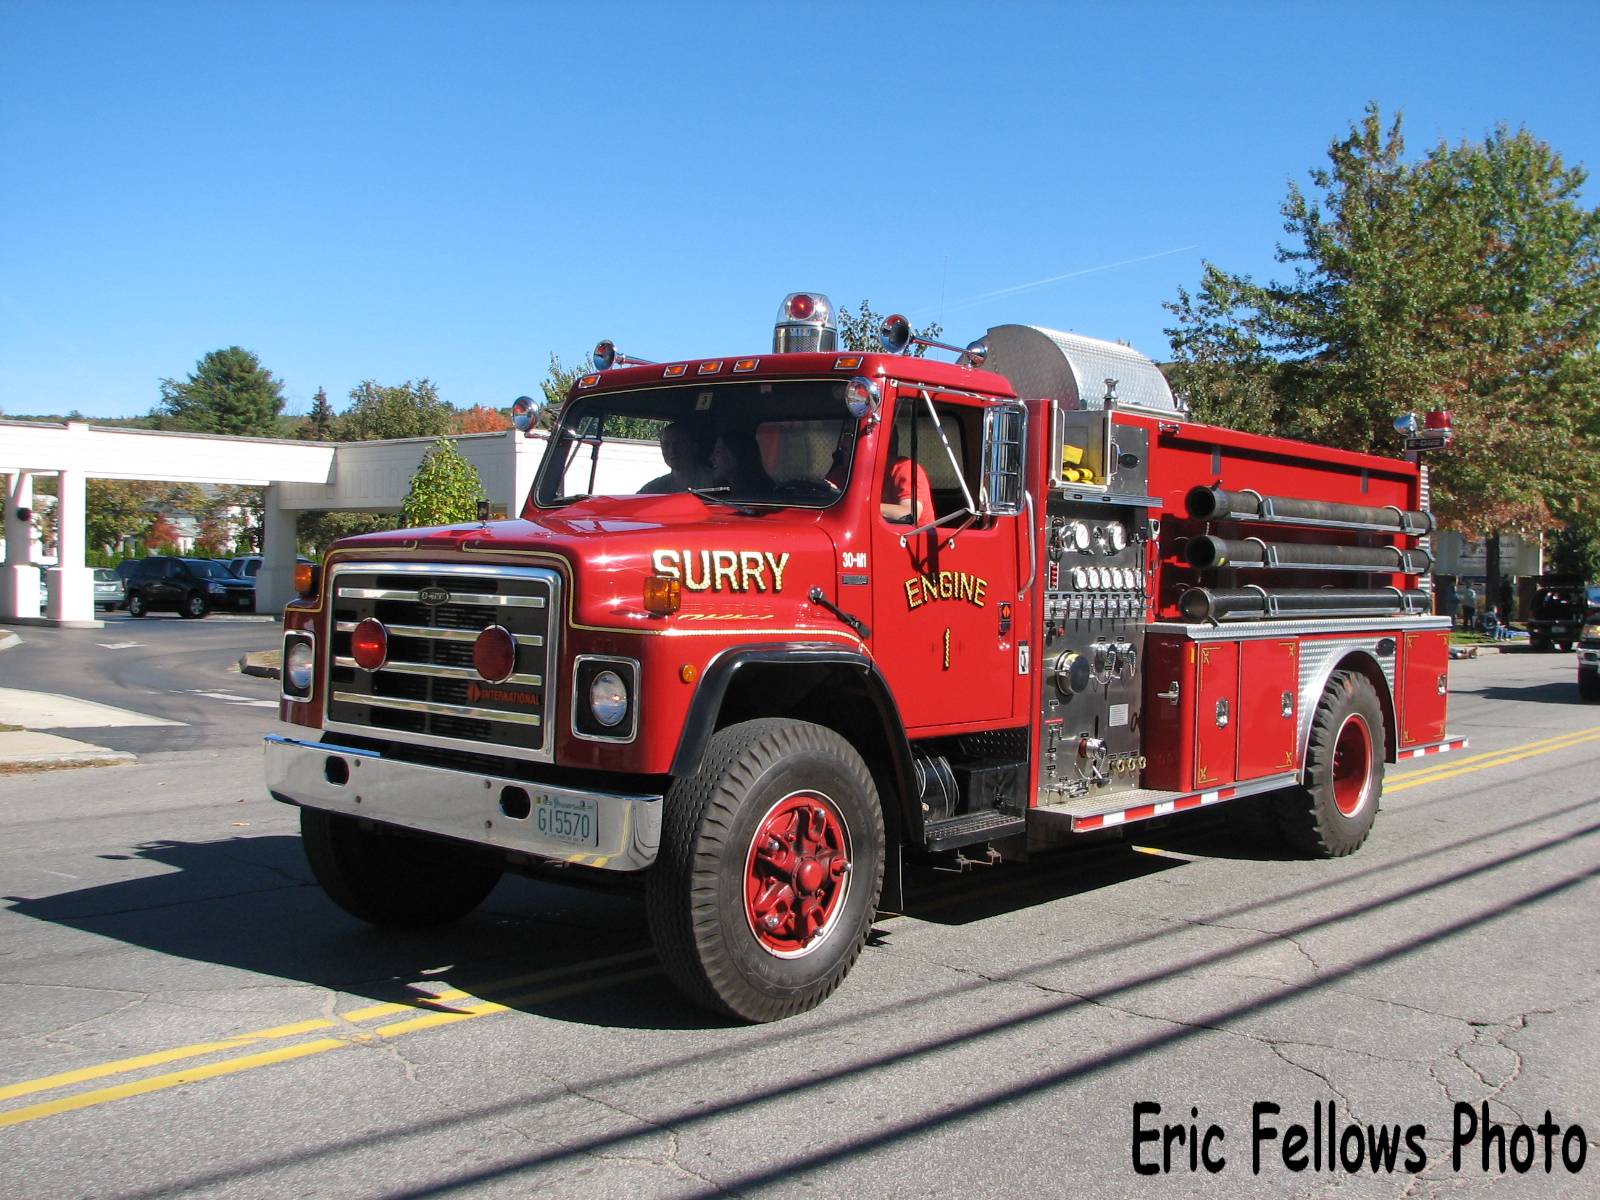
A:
[181,592,209,619]
[1531,637,1551,652]
[646,718,885,1022]
[300,808,503,928]
[1558,641,1573,653]
[127,592,148,618]
[1275,670,1385,858]
[1580,669,1600,702]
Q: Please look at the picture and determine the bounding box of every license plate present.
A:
[532,794,599,847]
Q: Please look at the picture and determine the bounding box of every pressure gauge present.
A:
[1071,567,1089,590]
[1105,522,1128,553]
[1111,567,1128,589]
[1068,522,1092,553]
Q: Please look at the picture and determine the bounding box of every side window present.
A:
[879,397,978,525]
[160,560,180,580]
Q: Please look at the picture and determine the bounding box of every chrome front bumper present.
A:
[264,734,662,871]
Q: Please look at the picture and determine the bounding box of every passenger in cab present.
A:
[639,420,714,494]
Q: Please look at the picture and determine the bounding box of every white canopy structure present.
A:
[0,421,550,626]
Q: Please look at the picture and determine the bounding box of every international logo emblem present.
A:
[418,586,451,605]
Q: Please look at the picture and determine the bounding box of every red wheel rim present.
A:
[1331,713,1373,816]
[743,792,852,958]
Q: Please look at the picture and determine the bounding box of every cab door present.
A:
[869,391,1021,732]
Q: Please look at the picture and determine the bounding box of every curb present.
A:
[3,749,136,768]
[0,631,18,652]
[240,651,281,680]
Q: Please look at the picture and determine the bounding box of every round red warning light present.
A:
[351,618,388,671]
[473,625,517,683]
[786,293,816,320]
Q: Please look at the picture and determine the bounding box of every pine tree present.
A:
[157,347,286,436]
[302,387,337,440]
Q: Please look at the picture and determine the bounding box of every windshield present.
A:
[531,379,857,510]
[185,559,239,580]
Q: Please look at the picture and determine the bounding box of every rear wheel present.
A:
[127,592,148,618]
[1580,669,1600,702]
[1276,670,1385,857]
[300,808,503,927]
[647,718,884,1022]
[1558,641,1573,653]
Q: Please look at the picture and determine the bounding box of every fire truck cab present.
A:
[265,293,1464,1022]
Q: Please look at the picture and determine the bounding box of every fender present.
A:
[670,643,918,910]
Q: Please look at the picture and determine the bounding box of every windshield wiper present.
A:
[686,486,771,515]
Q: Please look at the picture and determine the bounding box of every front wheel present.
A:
[647,718,885,1022]
[1580,669,1600,702]
[300,808,503,927]
[1275,669,1385,857]
[181,592,208,619]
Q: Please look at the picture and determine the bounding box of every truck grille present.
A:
[324,562,560,762]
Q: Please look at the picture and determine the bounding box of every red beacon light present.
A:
[773,292,837,353]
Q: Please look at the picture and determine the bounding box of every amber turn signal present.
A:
[294,562,320,596]
[643,574,681,614]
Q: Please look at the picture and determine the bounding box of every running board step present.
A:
[922,810,1026,853]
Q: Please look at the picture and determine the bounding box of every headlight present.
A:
[1583,624,1600,640]
[286,640,314,691]
[207,582,226,594]
[588,670,629,727]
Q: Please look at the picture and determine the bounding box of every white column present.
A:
[255,482,297,614]
[47,466,95,622]
[2,471,42,620]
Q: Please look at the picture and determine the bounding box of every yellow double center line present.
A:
[1387,726,1600,792]
[0,950,658,1129]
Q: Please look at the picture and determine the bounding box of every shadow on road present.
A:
[1477,679,1589,706]
[1,808,1281,1027]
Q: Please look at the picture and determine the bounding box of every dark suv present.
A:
[1579,607,1599,701]
[123,557,255,618]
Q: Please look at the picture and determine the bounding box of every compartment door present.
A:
[1400,630,1450,746]
[1238,639,1299,779]
[1194,642,1239,788]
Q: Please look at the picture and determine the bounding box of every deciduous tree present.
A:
[400,439,488,528]
[837,301,944,356]
[144,514,179,551]
[451,404,511,433]
[336,379,453,442]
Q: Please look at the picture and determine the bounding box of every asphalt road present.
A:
[0,627,1596,1199]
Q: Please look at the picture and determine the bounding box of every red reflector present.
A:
[473,625,517,683]
[787,293,815,320]
[351,618,388,671]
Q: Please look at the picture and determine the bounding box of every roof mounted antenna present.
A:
[877,314,987,367]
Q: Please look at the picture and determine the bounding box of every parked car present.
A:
[226,554,311,580]
[122,557,256,618]
[93,567,124,611]
[1579,606,1600,702]
[1528,574,1588,652]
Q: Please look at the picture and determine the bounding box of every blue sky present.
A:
[3,1,1598,421]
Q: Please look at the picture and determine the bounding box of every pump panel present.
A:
[1037,494,1155,804]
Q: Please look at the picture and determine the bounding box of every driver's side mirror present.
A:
[979,403,1027,516]
[511,395,546,436]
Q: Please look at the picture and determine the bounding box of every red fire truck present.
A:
[265,293,1465,1022]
